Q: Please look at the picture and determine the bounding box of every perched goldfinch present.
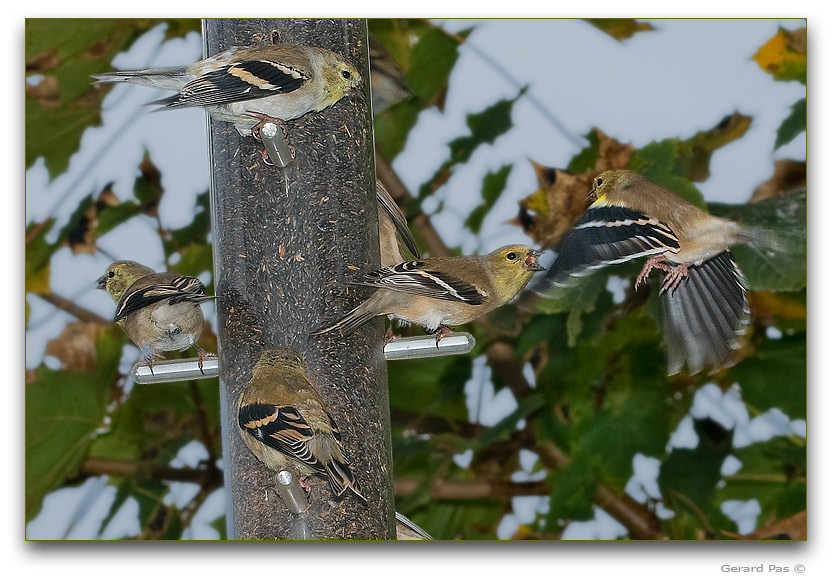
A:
[237,347,365,501]
[97,261,214,373]
[92,44,361,137]
[376,180,420,266]
[313,245,544,344]
[539,169,779,375]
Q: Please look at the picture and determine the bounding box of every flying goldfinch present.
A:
[539,169,780,375]
[92,44,361,138]
[313,245,544,344]
[376,180,420,266]
[237,347,365,501]
[97,260,214,373]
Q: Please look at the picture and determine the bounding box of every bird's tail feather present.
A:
[311,304,375,337]
[91,68,189,91]
[737,224,801,254]
[326,457,367,502]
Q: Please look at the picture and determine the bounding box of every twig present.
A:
[36,292,111,325]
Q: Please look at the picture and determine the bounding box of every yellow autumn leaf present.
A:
[753,27,806,84]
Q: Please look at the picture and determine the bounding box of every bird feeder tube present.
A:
[204,18,394,540]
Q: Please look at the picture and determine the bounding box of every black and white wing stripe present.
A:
[351,261,487,305]
[153,59,308,110]
[114,276,208,322]
[544,206,680,287]
[238,403,364,499]
[661,250,749,375]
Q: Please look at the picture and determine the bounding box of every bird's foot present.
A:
[635,256,671,290]
[383,325,400,345]
[196,346,215,376]
[144,354,156,375]
[246,110,295,165]
[660,263,690,294]
[434,325,454,348]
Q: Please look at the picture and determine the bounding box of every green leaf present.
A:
[658,418,733,509]
[566,129,601,174]
[478,392,545,447]
[25,327,121,521]
[717,437,806,531]
[535,272,606,347]
[25,220,58,323]
[465,164,513,234]
[628,139,706,208]
[407,27,470,102]
[388,355,471,423]
[585,18,655,41]
[374,98,422,160]
[730,332,806,419]
[774,98,806,150]
[209,515,228,540]
[675,112,753,182]
[25,19,198,179]
[708,189,807,292]
[418,89,526,200]
[89,378,220,463]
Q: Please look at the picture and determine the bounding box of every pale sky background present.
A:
[12,4,827,579]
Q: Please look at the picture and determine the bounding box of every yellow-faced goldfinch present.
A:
[376,180,420,266]
[237,347,365,501]
[539,169,780,375]
[313,245,544,344]
[92,44,361,138]
[97,261,214,373]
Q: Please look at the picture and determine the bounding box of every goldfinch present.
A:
[237,347,365,501]
[92,44,361,137]
[313,245,544,344]
[539,169,778,375]
[376,180,420,266]
[97,261,214,373]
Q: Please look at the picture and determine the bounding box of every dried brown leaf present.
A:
[44,321,103,372]
[750,160,806,202]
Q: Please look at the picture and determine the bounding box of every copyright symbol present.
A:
[795,564,805,573]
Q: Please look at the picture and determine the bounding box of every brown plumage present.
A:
[97,260,213,372]
[313,245,544,344]
[539,170,783,375]
[237,347,365,501]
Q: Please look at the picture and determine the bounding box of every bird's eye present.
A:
[108,271,115,278]
[506,252,517,261]
[341,70,352,79]
[596,177,604,187]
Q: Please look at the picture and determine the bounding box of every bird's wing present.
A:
[544,205,681,287]
[376,182,421,259]
[238,403,364,499]
[114,276,207,321]
[661,250,749,375]
[153,58,309,109]
[351,261,488,305]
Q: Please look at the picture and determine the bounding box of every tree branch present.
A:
[82,457,223,489]
[394,477,550,499]
[36,292,111,325]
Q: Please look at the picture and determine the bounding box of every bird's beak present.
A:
[96,275,107,290]
[586,186,598,203]
[525,250,545,272]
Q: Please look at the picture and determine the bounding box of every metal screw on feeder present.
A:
[131,333,476,384]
